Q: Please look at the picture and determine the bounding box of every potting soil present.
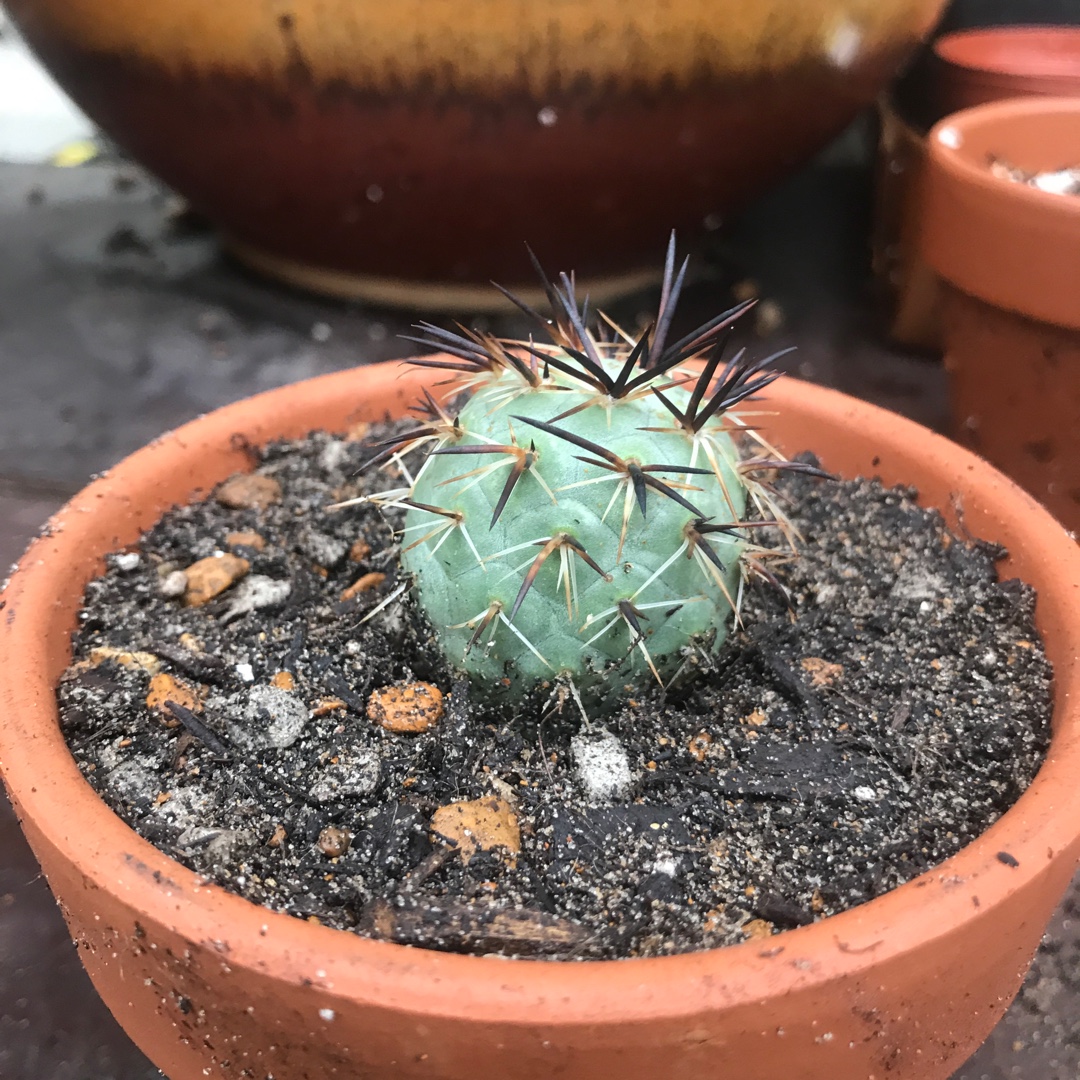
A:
[57,427,1052,959]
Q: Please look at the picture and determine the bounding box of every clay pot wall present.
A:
[920,96,1080,531]
[2,363,1080,1079]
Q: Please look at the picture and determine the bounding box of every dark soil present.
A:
[57,428,1053,960]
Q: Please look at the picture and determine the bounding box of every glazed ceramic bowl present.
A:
[7,0,946,305]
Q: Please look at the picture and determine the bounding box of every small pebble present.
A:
[103,759,158,802]
[742,918,774,940]
[176,826,253,863]
[800,657,843,687]
[571,730,634,802]
[891,566,948,602]
[310,752,380,803]
[317,826,350,857]
[239,685,307,749]
[114,552,141,572]
[215,473,282,510]
[853,786,877,803]
[814,583,838,606]
[159,569,188,598]
[183,553,249,606]
[429,797,521,865]
[298,528,349,569]
[318,439,349,472]
[270,671,295,691]
[652,855,680,877]
[367,682,444,734]
[235,662,255,683]
[687,731,713,762]
[226,530,266,551]
[145,673,201,716]
[221,575,291,620]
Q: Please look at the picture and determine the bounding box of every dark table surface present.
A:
[0,153,1076,1080]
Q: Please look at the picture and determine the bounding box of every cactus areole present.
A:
[361,242,806,706]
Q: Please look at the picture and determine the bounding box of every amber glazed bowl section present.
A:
[2,362,1080,1080]
[6,0,945,304]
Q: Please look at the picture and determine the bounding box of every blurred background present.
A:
[1,1,1079,1076]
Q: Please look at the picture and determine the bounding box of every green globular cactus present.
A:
[361,240,807,705]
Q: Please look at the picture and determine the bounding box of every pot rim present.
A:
[921,95,1080,330]
[3,361,1080,1027]
[934,25,1080,79]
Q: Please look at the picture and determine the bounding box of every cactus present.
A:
[359,240,810,706]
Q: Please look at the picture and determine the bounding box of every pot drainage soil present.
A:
[57,427,1052,960]
[988,155,1080,196]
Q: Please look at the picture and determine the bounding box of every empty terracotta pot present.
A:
[934,26,1080,118]
[5,0,946,306]
[2,361,1080,1079]
[920,96,1080,532]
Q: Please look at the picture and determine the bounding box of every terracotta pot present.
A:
[3,361,1080,1080]
[873,25,1080,353]
[934,26,1080,118]
[4,0,946,306]
[919,96,1080,532]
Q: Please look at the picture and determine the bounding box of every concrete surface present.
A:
[0,11,94,164]
[1,154,1074,1080]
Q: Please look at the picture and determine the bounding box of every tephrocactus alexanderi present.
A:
[354,239,821,709]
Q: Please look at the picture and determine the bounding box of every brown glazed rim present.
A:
[921,96,1080,331]
[2,360,1080,1027]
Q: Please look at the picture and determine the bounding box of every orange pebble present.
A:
[742,918,774,941]
[145,672,202,715]
[687,730,713,762]
[225,530,266,551]
[429,797,521,865]
[182,553,249,606]
[215,473,281,510]
[367,682,444,733]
